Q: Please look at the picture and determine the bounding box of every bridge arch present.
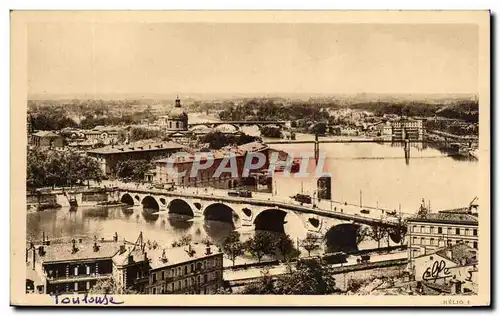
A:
[254,208,288,233]
[168,198,194,217]
[141,196,160,211]
[203,203,238,225]
[120,193,134,206]
[324,223,360,253]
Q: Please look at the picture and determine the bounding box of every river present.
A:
[26,127,479,258]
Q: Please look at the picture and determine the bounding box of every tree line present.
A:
[27,149,103,189]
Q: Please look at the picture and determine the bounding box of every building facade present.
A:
[165,96,188,131]
[149,141,271,190]
[147,244,224,295]
[31,131,64,148]
[407,204,479,272]
[87,141,186,175]
[392,119,424,141]
[28,239,120,295]
[413,243,478,294]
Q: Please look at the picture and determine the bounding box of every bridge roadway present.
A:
[264,138,477,145]
[188,120,287,127]
[109,183,401,228]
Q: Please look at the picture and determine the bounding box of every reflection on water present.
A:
[27,138,478,252]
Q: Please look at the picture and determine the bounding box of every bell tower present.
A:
[175,95,181,108]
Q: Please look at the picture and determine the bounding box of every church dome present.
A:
[168,96,188,120]
[168,107,187,120]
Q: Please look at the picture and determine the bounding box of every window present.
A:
[152,288,156,294]
[204,274,208,283]
[178,281,181,289]
[86,282,90,290]
[184,266,188,274]
[86,266,90,275]
[191,263,194,272]
[473,241,478,249]
[465,228,470,236]
[413,237,419,245]
[421,237,426,245]
[167,283,172,292]
[430,238,435,245]
[473,229,478,236]
[456,228,461,235]
[448,227,452,234]
[162,271,165,280]
[152,273,157,283]
[430,226,435,234]
[438,227,442,234]
[412,225,418,232]
[421,226,426,233]
[74,267,78,276]
[74,282,78,291]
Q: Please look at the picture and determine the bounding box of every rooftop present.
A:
[113,242,221,270]
[418,243,478,266]
[38,241,121,264]
[87,141,186,155]
[32,131,61,138]
[154,141,267,164]
[408,211,478,225]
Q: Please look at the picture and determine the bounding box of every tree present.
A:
[370,225,387,248]
[391,217,408,246]
[356,226,371,245]
[300,233,320,257]
[276,234,300,262]
[222,231,245,266]
[277,258,339,295]
[116,159,153,182]
[244,231,276,263]
[241,268,277,294]
[88,279,137,295]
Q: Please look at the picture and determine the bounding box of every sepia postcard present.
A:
[10,10,490,307]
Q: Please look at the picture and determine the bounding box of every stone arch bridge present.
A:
[108,187,405,252]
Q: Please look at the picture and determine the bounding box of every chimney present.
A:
[113,232,118,242]
[79,238,83,243]
[93,242,100,252]
[143,252,148,261]
[205,245,212,255]
[32,247,36,270]
[38,245,45,257]
[119,244,126,254]
[127,255,134,264]
[42,232,45,245]
[71,239,78,254]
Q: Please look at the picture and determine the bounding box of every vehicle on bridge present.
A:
[228,190,253,198]
[291,194,312,204]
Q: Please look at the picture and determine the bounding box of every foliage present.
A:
[275,234,300,262]
[129,127,163,142]
[222,231,245,266]
[218,98,329,123]
[346,278,364,292]
[88,278,137,295]
[27,149,103,189]
[242,258,340,295]
[29,106,77,131]
[300,233,320,257]
[115,159,153,182]
[356,226,371,245]
[390,217,408,246]
[310,122,327,135]
[244,231,276,263]
[369,225,387,248]
[259,126,282,138]
[199,131,260,150]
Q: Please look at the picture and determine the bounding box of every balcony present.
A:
[46,273,111,284]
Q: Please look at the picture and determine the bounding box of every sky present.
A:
[27,23,479,97]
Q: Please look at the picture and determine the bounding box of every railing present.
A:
[118,185,400,226]
[46,273,111,284]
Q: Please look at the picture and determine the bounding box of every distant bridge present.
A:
[106,185,406,252]
[188,120,288,130]
[264,138,477,145]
